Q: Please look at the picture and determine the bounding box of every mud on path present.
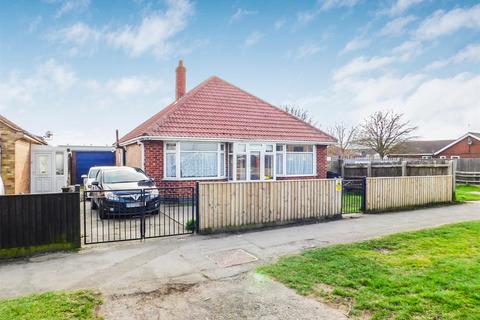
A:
[100,272,347,320]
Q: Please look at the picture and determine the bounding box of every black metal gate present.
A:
[341,178,366,214]
[83,187,196,245]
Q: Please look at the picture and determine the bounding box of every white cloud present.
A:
[244,31,263,47]
[333,56,395,81]
[107,76,164,98]
[296,0,359,26]
[106,0,193,58]
[379,15,416,36]
[392,40,424,60]
[229,8,257,24]
[49,22,101,46]
[27,15,43,33]
[0,59,77,110]
[320,0,360,11]
[296,43,323,60]
[341,37,371,54]
[274,18,286,30]
[382,0,424,16]
[402,74,480,138]
[425,43,480,71]
[55,0,90,18]
[415,4,480,40]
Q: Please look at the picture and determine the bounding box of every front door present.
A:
[31,146,68,193]
[230,143,276,181]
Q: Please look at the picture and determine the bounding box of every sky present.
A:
[0,0,479,146]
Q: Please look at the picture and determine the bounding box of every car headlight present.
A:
[104,192,120,201]
[146,189,159,199]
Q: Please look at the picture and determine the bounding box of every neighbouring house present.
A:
[117,60,336,188]
[389,132,480,159]
[0,115,47,194]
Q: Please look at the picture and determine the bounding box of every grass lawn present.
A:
[0,290,102,320]
[258,221,480,320]
[456,184,480,202]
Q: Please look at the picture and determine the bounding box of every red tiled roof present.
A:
[119,76,336,144]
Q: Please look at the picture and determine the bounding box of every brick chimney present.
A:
[175,60,186,100]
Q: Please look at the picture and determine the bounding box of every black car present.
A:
[90,167,160,219]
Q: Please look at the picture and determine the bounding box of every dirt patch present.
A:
[374,248,391,254]
[100,273,348,320]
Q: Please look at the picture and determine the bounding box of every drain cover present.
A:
[207,249,258,268]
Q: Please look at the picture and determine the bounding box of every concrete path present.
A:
[1,202,480,301]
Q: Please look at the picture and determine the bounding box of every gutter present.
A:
[118,135,337,147]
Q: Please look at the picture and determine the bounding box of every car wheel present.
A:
[91,200,98,210]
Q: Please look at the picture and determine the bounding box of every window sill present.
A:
[162,177,227,181]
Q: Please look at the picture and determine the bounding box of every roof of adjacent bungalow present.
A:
[389,132,480,156]
[118,76,336,145]
[0,115,47,145]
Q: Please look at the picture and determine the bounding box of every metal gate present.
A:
[83,187,196,245]
[341,178,366,213]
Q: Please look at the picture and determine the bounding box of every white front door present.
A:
[31,147,68,193]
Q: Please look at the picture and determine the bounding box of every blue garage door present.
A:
[75,151,115,184]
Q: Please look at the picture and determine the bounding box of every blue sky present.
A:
[0,0,479,145]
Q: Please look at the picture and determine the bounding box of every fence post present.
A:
[367,161,372,177]
[401,161,407,176]
[195,181,200,233]
[361,177,367,212]
[140,189,146,239]
[450,160,457,200]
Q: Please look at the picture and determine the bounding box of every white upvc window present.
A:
[164,142,226,180]
[422,156,432,160]
[450,155,460,159]
[439,156,447,159]
[276,144,316,177]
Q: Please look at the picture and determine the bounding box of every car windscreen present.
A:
[103,169,148,184]
[88,169,100,179]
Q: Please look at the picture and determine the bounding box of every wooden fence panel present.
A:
[198,179,341,232]
[366,175,453,212]
[0,193,80,255]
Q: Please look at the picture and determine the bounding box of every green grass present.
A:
[342,193,363,213]
[258,221,480,319]
[456,184,480,202]
[0,290,102,320]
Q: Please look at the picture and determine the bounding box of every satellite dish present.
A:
[44,131,53,140]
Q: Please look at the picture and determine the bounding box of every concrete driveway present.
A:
[1,202,480,319]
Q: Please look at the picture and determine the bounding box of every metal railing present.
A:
[83,187,195,244]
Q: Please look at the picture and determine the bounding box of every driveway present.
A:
[1,202,480,319]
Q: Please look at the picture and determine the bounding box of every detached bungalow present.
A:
[0,115,47,194]
[117,61,336,188]
[389,132,480,160]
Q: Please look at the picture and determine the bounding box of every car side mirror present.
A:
[81,174,87,179]
[91,181,99,186]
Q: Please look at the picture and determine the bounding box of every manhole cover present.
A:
[207,249,258,268]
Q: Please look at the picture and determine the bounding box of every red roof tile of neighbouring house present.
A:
[119,76,336,145]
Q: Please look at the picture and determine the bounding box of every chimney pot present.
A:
[176,59,186,100]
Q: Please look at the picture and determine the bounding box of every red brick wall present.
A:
[143,141,328,188]
[437,137,480,158]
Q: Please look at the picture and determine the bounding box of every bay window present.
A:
[164,142,225,179]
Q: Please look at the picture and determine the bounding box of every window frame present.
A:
[276,144,317,177]
[163,141,226,180]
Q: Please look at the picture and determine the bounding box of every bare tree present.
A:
[356,110,417,159]
[282,105,317,127]
[328,122,357,158]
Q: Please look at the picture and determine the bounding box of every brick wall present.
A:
[142,141,328,188]
[438,136,480,158]
[0,122,18,194]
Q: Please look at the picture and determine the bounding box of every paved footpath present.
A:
[1,202,480,299]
